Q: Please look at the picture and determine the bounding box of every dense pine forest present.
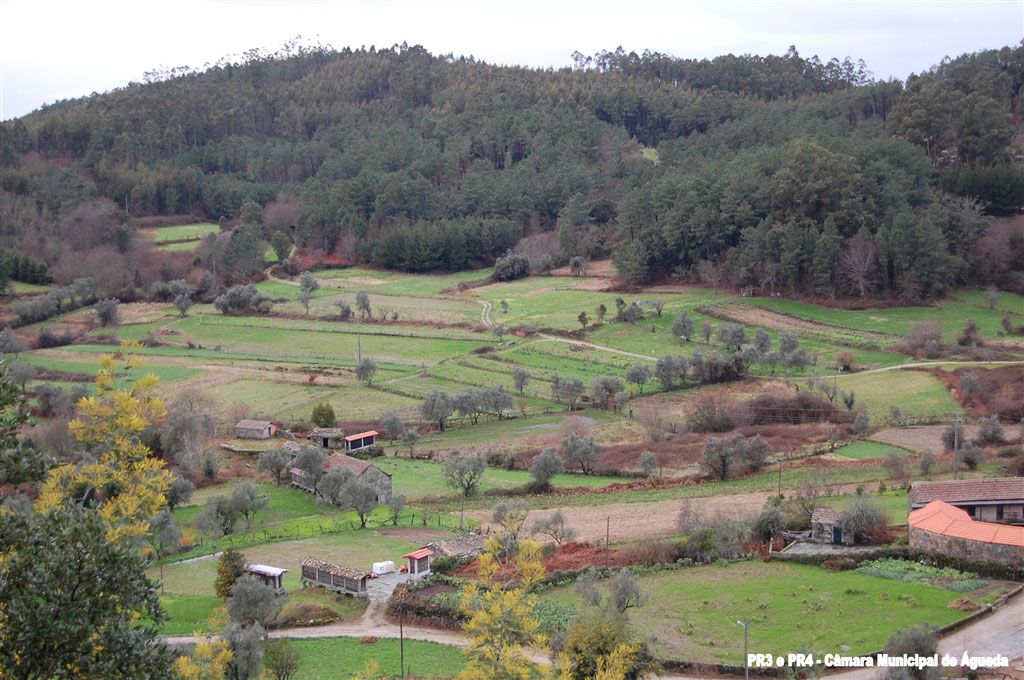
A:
[2,41,1023,299]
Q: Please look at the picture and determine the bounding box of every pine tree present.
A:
[214,548,248,600]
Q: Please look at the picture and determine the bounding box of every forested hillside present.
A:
[2,42,1023,298]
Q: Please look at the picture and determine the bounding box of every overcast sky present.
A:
[1,0,1021,120]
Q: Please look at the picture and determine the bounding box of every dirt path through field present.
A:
[478,299,493,325]
[466,483,864,544]
[537,334,656,361]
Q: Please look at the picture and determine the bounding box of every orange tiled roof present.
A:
[344,430,378,442]
[909,478,1024,505]
[909,501,1024,547]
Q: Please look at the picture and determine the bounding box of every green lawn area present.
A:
[292,637,465,679]
[540,561,979,664]
[8,280,54,294]
[162,315,490,366]
[818,489,909,522]
[749,296,1018,344]
[146,222,221,243]
[376,456,627,500]
[314,266,494,297]
[832,441,906,460]
[160,594,222,635]
[19,351,201,385]
[835,370,961,419]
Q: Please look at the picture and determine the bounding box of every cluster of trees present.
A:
[0,250,50,290]
[419,384,514,430]
[213,283,272,315]
[9,277,96,325]
[4,42,1019,291]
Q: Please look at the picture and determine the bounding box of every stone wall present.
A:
[909,526,1024,568]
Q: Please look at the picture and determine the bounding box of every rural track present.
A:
[478,299,493,326]
[831,359,1024,378]
[537,334,656,361]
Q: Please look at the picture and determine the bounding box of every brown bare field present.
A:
[549,259,618,278]
[468,484,856,544]
[870,424,1023,454]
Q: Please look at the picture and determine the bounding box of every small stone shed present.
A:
[235,419,275,440]
[249,564,287,594]
[299,557,368,596]
[811,508,854,545]
[308,427,346,449]
[289,453,392,504]
[403,547,434,577]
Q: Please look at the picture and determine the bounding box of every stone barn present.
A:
[235,419,275,439]
[289,452,392,504]
[811,508,854,545]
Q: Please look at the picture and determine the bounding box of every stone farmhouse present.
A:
[909,478,1024,524]
[234,419,276,439]
[289,452,392,504]
[909,500,1024,568]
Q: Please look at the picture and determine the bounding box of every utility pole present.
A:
[400,612,405,678]
[605,517,610,569]
[950,414,962,480]
[737,620,749,680]
[777,459,782,497]
[357,320,362,363]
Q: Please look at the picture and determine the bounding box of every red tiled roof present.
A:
[909,478,1024,506]
[344,430,378,442]
[812,508,846,524]
[324,454,372,476]
[909,501,1024,547]
[403,548,434,560]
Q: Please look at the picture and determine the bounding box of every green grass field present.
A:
[8,280,55,294]
[540,561,990,663]
[749,295,1020,344]
[835,370,961,419]
[831,441,905,460]
[145,223,221,243]
[818,489,909,521]
[291,637,465,679]
[376,456,627,499]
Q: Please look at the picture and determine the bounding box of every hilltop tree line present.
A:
[2,42,1022,297]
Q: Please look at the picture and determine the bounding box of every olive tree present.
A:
[443,450,487,526]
